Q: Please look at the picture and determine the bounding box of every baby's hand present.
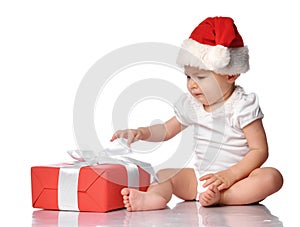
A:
[110,129,144,146]
[200,169,237,191]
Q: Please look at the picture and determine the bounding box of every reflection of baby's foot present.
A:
[199,185,221,207]
[121,188,167,212]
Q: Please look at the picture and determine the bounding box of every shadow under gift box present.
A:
[31,163,150,212]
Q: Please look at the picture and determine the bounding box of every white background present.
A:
[1,0,299,226]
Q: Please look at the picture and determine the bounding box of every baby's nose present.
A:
[188,78,198,89]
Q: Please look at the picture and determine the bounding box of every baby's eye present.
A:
[186,75,191,79]
[197,76,206,80]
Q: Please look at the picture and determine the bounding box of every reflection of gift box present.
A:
[32,209,128,226]
[31,163,150,212]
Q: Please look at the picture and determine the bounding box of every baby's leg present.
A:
[121,168,198,211]
[219,167,283,205]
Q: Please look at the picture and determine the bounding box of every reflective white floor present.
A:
[32,199,283,227]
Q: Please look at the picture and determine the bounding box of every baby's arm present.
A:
[201,119,268,190]
[229,118,268,180]
[111,116,186,146]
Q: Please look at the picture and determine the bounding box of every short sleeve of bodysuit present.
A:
[174,93,198,126]
[234,92,264,129]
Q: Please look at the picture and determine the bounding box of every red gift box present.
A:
[31,163,150,212]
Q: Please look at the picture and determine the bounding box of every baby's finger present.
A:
[110,130,126,142]
[202,176,217,188]
[110,133,119,142]
[213,179,223,187]
[217,182,227,191]
[132,130,142,142]
[218,183,226,191]
[200,174,214,181]
[126,131,136,146]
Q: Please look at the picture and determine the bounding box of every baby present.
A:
[111,16,283,211]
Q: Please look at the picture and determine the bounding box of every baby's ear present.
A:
[226,75,239,83]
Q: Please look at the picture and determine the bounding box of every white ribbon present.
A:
[123,162,139,190]
[58,211,79,227]
[58,166,80,211]
[58,160,90,211]
[66,149,159,182]
[57,149,158,211]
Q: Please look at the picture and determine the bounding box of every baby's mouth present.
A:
[193,93,203,97]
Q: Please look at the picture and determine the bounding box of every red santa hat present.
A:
[177,16,249,75]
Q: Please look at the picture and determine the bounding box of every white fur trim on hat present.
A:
[177,39,249,75]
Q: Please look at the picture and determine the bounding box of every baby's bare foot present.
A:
[199,185,221,207]
[121,188,167,212]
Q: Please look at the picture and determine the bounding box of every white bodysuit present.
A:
[174,86,264,194]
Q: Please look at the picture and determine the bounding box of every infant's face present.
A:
[184,66,233,108]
